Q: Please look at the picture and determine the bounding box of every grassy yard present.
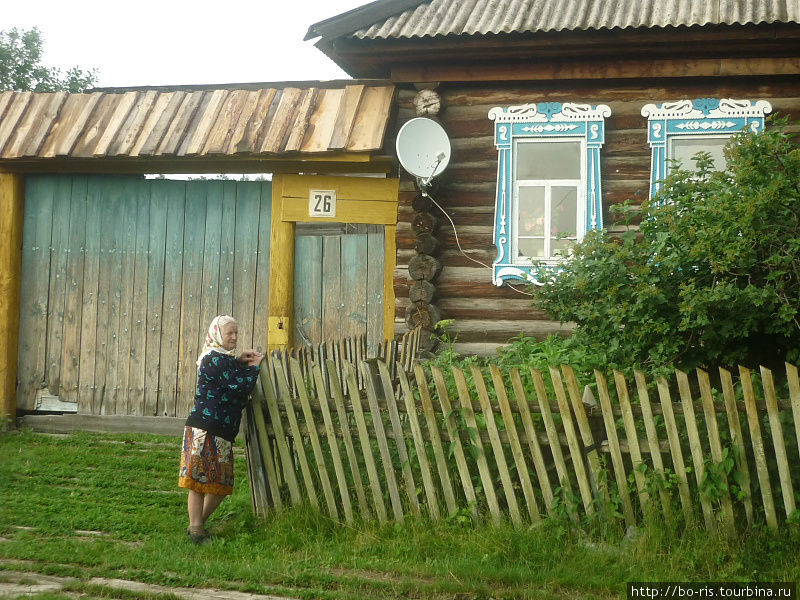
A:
[1,429,798,600]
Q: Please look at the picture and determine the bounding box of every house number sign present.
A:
[309,189,336,218]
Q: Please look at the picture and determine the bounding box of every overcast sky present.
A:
[3,0,372,88]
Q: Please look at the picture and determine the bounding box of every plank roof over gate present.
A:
[0,83,395,161]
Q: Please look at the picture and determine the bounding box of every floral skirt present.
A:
[178,426,235,496]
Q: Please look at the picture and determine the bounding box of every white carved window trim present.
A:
[642,98,772,199]
[488,102,610,286]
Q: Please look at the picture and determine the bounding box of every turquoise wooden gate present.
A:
[293,224,385,353]
[17,175,271,418]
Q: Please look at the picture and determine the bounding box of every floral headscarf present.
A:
[196,315,237,368]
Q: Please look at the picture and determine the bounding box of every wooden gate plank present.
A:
[77,177,101,414]
[144,182,168,416]
[17,176,54,410]
[198,181,223,357]
[91,177,115,414]
[45,176,73,396]
[366,230,384,354]
[128,181,150,415]
[321,236,342,343]
[294,235,322,347]
[114,180,139,415]
[233,183,261,349]
[252,182,272,353]
[157,181,186,417]
[340,234,367,339]
[217,181,236,316]
[176,182,207,418]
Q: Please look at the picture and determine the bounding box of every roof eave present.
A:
[304,0,428,41]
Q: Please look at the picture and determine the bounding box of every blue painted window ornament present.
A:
[642,98,772,199]
[488,102,611,286]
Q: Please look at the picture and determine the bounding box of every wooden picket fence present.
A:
[244,348,800,533]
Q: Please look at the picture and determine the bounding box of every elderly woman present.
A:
[178,315,264,544]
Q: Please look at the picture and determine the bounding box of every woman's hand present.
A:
[237,350,264,367]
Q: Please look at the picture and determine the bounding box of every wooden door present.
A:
[17,175,271,417]
[293,223,384,353]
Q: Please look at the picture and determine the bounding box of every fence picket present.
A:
[361,360,405,523]
[594,370,635,527]
[290,358,339,520]
[563,365,608,507]
[787,363,800,466]
[696,368,736,534]
[273,359,319,509]
[377,361,421,518]
[414,366,457,517]
[398,367,441,520]
[614,371,652,519]
[676,369,715,529]
[472,366,523,526]
[759,366,796,520]
[429,364,478,518]
[739,366,778,530]
[634,371,673,524]
[259,367,302,505]
[510,368,554,514]
[343,361,386,522]
[453,366,502,524]
[550,367,595,516]
[489,365,540,522]
[529,368,573,498]
[719,368,754,526]
[250,386,283,510]
[656,377,694,525]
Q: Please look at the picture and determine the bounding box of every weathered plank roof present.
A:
[307,0,800,40]
[0,83,395,161]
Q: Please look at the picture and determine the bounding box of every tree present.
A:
[531,118,800,372]
[0,27,96,92]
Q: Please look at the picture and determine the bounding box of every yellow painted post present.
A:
[268,175,294,352]
[383,224,397,341]
[0,174,23,429]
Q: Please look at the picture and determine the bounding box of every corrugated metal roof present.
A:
[0,83,395,161]
[353,0,800,39]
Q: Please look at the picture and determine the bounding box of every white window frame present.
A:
[511,138,586,264]
[642,98,772,199]
[488,102,610,286]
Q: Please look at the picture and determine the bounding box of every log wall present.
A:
[389,77,800,355]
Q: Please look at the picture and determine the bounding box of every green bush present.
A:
[531,117,800,372]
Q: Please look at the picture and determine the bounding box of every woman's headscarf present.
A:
[197,315,237,368]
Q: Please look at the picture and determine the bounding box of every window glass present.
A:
[518,186,545,237]
[551,186,577,237]
[517,141,581,180]
[670,137,728,171]
[518,238,544,259]
[551,238,575,256]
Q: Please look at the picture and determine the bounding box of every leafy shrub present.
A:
[531,117,800,372]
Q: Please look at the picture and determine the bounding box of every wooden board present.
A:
[340,235,368,339]
[252,182,272,353]
[16,175,54,410]
[144,182,168,416]
[294,235,323,347]
[128,181,151,415]
[321,236,342,342]
[232,183,261,348]
[198,180,223,359]
[0,174,23,422]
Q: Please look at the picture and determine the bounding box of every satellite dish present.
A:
[396,117,451,188]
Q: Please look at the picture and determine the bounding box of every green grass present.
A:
[1,430,798,599]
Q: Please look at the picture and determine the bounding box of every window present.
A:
[642,98,772,198]
[489,102,610,286]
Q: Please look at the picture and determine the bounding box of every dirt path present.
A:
[0,564,297,599]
